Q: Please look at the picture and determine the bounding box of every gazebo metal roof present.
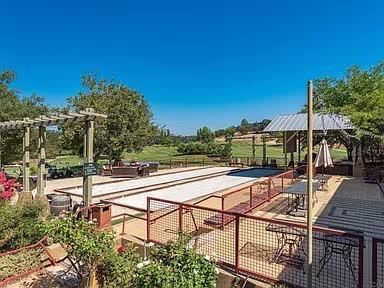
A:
[263,113,354,132]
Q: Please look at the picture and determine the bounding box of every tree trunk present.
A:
[81,269,98,288]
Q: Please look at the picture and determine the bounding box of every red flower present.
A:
[117,245,126,253]
[0,172,16,200]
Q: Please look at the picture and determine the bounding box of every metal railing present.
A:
[194,167,303,221]
[147,197,364,288]
[0,237,56,286]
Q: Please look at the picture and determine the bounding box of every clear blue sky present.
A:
[1,0,383,135]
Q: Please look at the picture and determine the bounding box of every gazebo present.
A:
[262,113,354,170]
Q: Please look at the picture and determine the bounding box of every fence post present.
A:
[221,197,225,229]
[179,204,183,234]
[281,175,284,191]
[247,157,250,166]
[185,158,188,167]
[249,186,253,208]
[235,216,240,273]
[147,198,151,242]
[372,238,378,288]
[358,236,364,288]
[121,214,126,236]
[169,159,172,169]
[268,178,272,200]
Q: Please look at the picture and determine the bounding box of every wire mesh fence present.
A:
[373,238,384,288]
[148,197,364,288]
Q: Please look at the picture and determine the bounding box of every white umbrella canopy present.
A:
[315,139,334,168]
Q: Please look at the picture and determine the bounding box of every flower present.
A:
[136,260,151,269]
[193,269,198,275]
[215,267,220,275]
[186,243,193,249]
[143,260,151,266]
[204,255,211,261]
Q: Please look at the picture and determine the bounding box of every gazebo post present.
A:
[298,132,301,162]
[83,109,95,208]
[284,131,287,171]
[252,136,256,163]
[22,118,31,193]
[37,125,46,195]
[262,135,267,164]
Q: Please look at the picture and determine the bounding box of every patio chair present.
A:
[112,166,139,178]
[270,159,278,168]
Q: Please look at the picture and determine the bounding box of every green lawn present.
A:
[46,141,348,170]
[230,142,348,161]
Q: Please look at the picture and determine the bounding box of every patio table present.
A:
[283,181,322,216]
[266,223,306,271]
[316,228,362,286]
[265,223,361,284]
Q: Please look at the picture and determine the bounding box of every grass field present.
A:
[47,141,348,169]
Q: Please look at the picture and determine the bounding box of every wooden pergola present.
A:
[0,108,107,207]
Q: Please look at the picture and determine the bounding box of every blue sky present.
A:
[1,0,383,135]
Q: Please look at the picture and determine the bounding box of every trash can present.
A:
[91,203,112,230]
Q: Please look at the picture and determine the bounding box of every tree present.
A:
[238,119,251,134]
[61,75,155,161]
[196,126,214,143]
[0,71,49,164]
[305,61,384,161]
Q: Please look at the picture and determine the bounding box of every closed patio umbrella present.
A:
[315,139,333,174]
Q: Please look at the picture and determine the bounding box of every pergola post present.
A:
[22,119,31,192]
[83,111,94,207]
[37,125,46,195]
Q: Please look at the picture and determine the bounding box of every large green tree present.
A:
[61,75,155,161]
[308,61,384,161]
[196,126,215,143]
[0,71,48,164]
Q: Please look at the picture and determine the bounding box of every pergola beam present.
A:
[0,109,106,206]
[0,111,107,130]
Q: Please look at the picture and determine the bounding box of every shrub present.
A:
[0,248,44,282]
[0,201,46,252]
[43,215,116,283]
[97,243,140,288]
[132,235,218,288]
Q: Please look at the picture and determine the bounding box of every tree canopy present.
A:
[312,62,384,136]
[196,126,215,143]
[306,61,384,161]
[0,71,49,164]
[60,75,155,161]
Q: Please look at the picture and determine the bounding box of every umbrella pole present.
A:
[307,80,314,287]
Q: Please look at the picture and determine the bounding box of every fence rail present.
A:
[0,237,56,286]
[147,197,364,288]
